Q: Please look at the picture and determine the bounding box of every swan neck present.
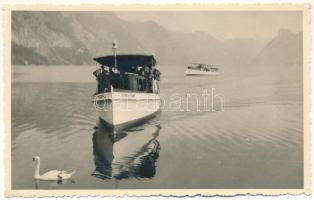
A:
[34,160,40,178]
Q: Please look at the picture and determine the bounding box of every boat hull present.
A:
[185,69,219,76]
[93,91,161,130]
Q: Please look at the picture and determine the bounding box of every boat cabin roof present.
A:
[94,54,157,73]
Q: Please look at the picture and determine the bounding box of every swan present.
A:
[32,156,76,181]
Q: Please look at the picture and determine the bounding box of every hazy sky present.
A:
[116,11,302,42]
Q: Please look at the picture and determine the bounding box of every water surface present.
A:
[11,65,303,189]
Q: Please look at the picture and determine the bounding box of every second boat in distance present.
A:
[185,63,220,76]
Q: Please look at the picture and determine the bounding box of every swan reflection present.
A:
[92,120,161,180]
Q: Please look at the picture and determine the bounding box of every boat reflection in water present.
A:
[92,120,161,180]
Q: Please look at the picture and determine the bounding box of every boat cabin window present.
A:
[138,79,143,91]
[110,78,123,89]
[137,78,148,91]
[93,63,160,94]
[132,79,138,90]
[143,79,147,91]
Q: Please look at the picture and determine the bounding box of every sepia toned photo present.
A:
[4,4,311,197]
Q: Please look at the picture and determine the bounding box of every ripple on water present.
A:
[11,71,304,189]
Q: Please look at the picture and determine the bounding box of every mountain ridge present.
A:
[12,11,300,71]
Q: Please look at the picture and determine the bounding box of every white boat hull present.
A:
[93,91,161,130]
[185,69,219,76]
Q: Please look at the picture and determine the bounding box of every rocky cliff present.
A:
[249,29,302,79]
[12,11,265,66]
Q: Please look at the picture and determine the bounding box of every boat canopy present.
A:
[94,55,157,73]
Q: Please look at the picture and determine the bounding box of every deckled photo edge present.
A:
[3,3,312,197]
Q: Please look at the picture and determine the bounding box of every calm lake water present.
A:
[11,65,303,189]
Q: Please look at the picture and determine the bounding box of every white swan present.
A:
[32,156,76,181]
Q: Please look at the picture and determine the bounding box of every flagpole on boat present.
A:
[112,40,117,68]
[111,40,117,93]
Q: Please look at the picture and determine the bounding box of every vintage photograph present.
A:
[4,4,310,196]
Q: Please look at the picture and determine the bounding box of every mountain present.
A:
[226,38,264,66]
[249,29,302,79]
[12,11,263,66]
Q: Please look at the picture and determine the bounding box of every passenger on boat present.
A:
[137,66,144,76]
[144,65,150,74]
